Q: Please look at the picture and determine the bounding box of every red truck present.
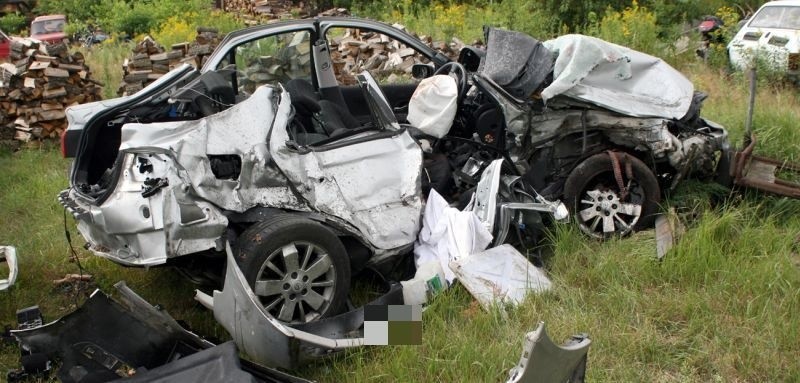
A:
[0,29,10,59]
[30,14,66,44]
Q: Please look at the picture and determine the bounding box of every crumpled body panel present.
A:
[542,34,694,120]
[120,86,302,213]
[67,84,423,265]
[269,90,423,250]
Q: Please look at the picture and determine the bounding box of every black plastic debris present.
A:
[10,282,309,383]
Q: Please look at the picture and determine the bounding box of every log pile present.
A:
[0,38,102,145]
[330,26,472,85]
[118,28,223,96]
[0,0,34,17]
[219,0,350,25]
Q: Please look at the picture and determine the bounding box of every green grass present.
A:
[0,145,225,375]
[78,43,135,99]
[2,39,800,383]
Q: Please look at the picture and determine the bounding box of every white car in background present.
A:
[728,1,800,74]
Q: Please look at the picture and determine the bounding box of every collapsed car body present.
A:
[60,18,728,324]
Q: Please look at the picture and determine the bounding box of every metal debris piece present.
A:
[0,246,18,290]
[655,208,685,259]
[450,245,552,310]
[507,322,591,383]
[196,244,404,369]
[732,135,800,199]
[655,215,674,260]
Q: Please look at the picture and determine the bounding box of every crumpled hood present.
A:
[542,34,694,120]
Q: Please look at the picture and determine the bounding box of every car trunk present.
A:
[69,65,198,203]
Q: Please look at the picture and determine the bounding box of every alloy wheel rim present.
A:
[253,241,336,323]
[577,185,643,238]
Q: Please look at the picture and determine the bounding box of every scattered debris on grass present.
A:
[506,322,590,383]
[10,281,309,383]
[0,245,18,290]
[450,244,552,311]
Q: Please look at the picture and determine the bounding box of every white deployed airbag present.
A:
[407,74,458,138]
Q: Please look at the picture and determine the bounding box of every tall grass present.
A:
[78,43,133,99]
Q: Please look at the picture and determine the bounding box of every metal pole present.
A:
[745,66,756,146]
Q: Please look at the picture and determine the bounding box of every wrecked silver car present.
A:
[59,18,567,324]
[59,18,728,324]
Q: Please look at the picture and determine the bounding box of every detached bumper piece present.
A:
[507,322,591,383]
[10,282,309,383]
[195,245,404,370]
[0,246,18,290]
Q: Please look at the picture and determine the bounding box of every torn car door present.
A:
[269,88,424,251]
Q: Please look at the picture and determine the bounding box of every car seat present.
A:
[284,79,360,145]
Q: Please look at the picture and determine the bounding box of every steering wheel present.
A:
[434,62,467,101]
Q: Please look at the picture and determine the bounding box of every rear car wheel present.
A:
[236,214,350,324]
[563,152,660,238]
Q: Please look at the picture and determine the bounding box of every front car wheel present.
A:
[563,152,661,239]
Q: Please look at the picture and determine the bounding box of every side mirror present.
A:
[412,63,434,80]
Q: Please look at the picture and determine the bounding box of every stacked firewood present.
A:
[0,38,102,144]
[330,26,471,85]
[118,28,223,96]
[219,0,349,25]
[0,0,34,17]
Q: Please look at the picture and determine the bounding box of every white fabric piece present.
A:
[450,244,552,310]
[413,190,493,283]
[541,34,694,120]
[407,75,458,138]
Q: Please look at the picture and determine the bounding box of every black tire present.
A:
[563,152,661,238]
[236,214,350,324]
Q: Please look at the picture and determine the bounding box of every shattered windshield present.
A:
[749,6,800,30]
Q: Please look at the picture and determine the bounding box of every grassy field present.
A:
[1,53,799,382]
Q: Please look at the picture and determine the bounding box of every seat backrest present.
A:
[285,78,361,141]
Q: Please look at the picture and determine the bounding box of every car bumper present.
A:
[729,44,800,75]
[59,188,171,266]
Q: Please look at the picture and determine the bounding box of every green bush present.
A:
[0,12,27,34]
[586,0,662,55]
[35,0,98,24]
[152,11,242,48]
[35,0,219,39]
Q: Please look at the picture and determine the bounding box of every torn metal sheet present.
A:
[655,208,685,260]
[196,245,404,369]
[270,83,424,251]
[470,159,569,245]
[12,283,214,382]
[0,246,18,290]
[542,34,694,120]
[732,136,800,198]
[450,245,552,310]
[507,322,590,383]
